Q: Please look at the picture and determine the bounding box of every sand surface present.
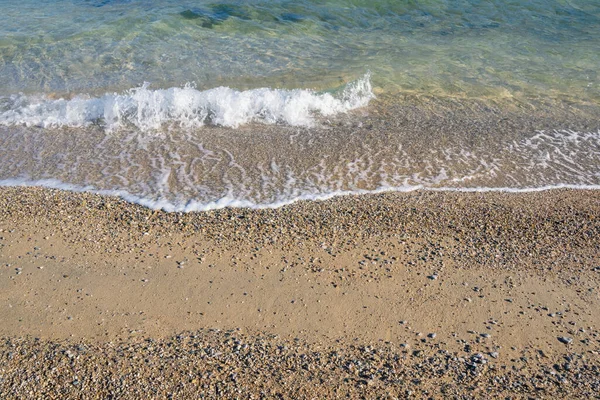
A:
[0,187,599,398]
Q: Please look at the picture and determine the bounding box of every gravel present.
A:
[1,330,598,399]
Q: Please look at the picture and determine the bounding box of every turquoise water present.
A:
[1,0,599,101]
[0,0,599,209]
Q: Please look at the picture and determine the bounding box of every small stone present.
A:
[489,352,499,359]
[471,353,487,364]
[558,336,573,344]
[428,274,438,280]
[427,333,436,339]
[481,333,491,339]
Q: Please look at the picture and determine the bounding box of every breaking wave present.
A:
[0,73,373,130]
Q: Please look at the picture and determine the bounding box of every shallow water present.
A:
[0,0,599,210]
[1,0,599,101]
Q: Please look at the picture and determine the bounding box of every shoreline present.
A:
[3,179,600,213]
[2,93,600,212]
[1,186,599,397]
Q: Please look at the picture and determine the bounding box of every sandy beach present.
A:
[1,1,599,398]
[0,186,598,398]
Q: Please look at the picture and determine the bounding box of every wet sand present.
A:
[0,186,599,398]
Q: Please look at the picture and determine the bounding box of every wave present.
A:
[0,73,373,130]
[1,178,599,213]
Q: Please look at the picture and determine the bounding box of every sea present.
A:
[0,0,599,211]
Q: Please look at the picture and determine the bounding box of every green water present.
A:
[0,0,598,104]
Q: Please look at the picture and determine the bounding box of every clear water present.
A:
[0,0,599,209]
[2,0,599,101]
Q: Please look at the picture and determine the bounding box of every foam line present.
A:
[1,178,599,213]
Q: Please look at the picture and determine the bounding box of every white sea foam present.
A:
[1,178,599,213]
[0,74,373,130]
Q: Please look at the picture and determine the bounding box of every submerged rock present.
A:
[180,4,250,28]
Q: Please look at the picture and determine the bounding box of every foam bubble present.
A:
[0,74,373,130]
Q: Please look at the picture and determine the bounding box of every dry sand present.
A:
[0,186,599,398]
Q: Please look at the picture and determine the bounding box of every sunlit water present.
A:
[0,0,599,210]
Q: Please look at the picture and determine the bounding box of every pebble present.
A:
[558,336,573,344]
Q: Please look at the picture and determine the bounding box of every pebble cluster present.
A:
[0,186,598,259]
[1,329,599,399]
